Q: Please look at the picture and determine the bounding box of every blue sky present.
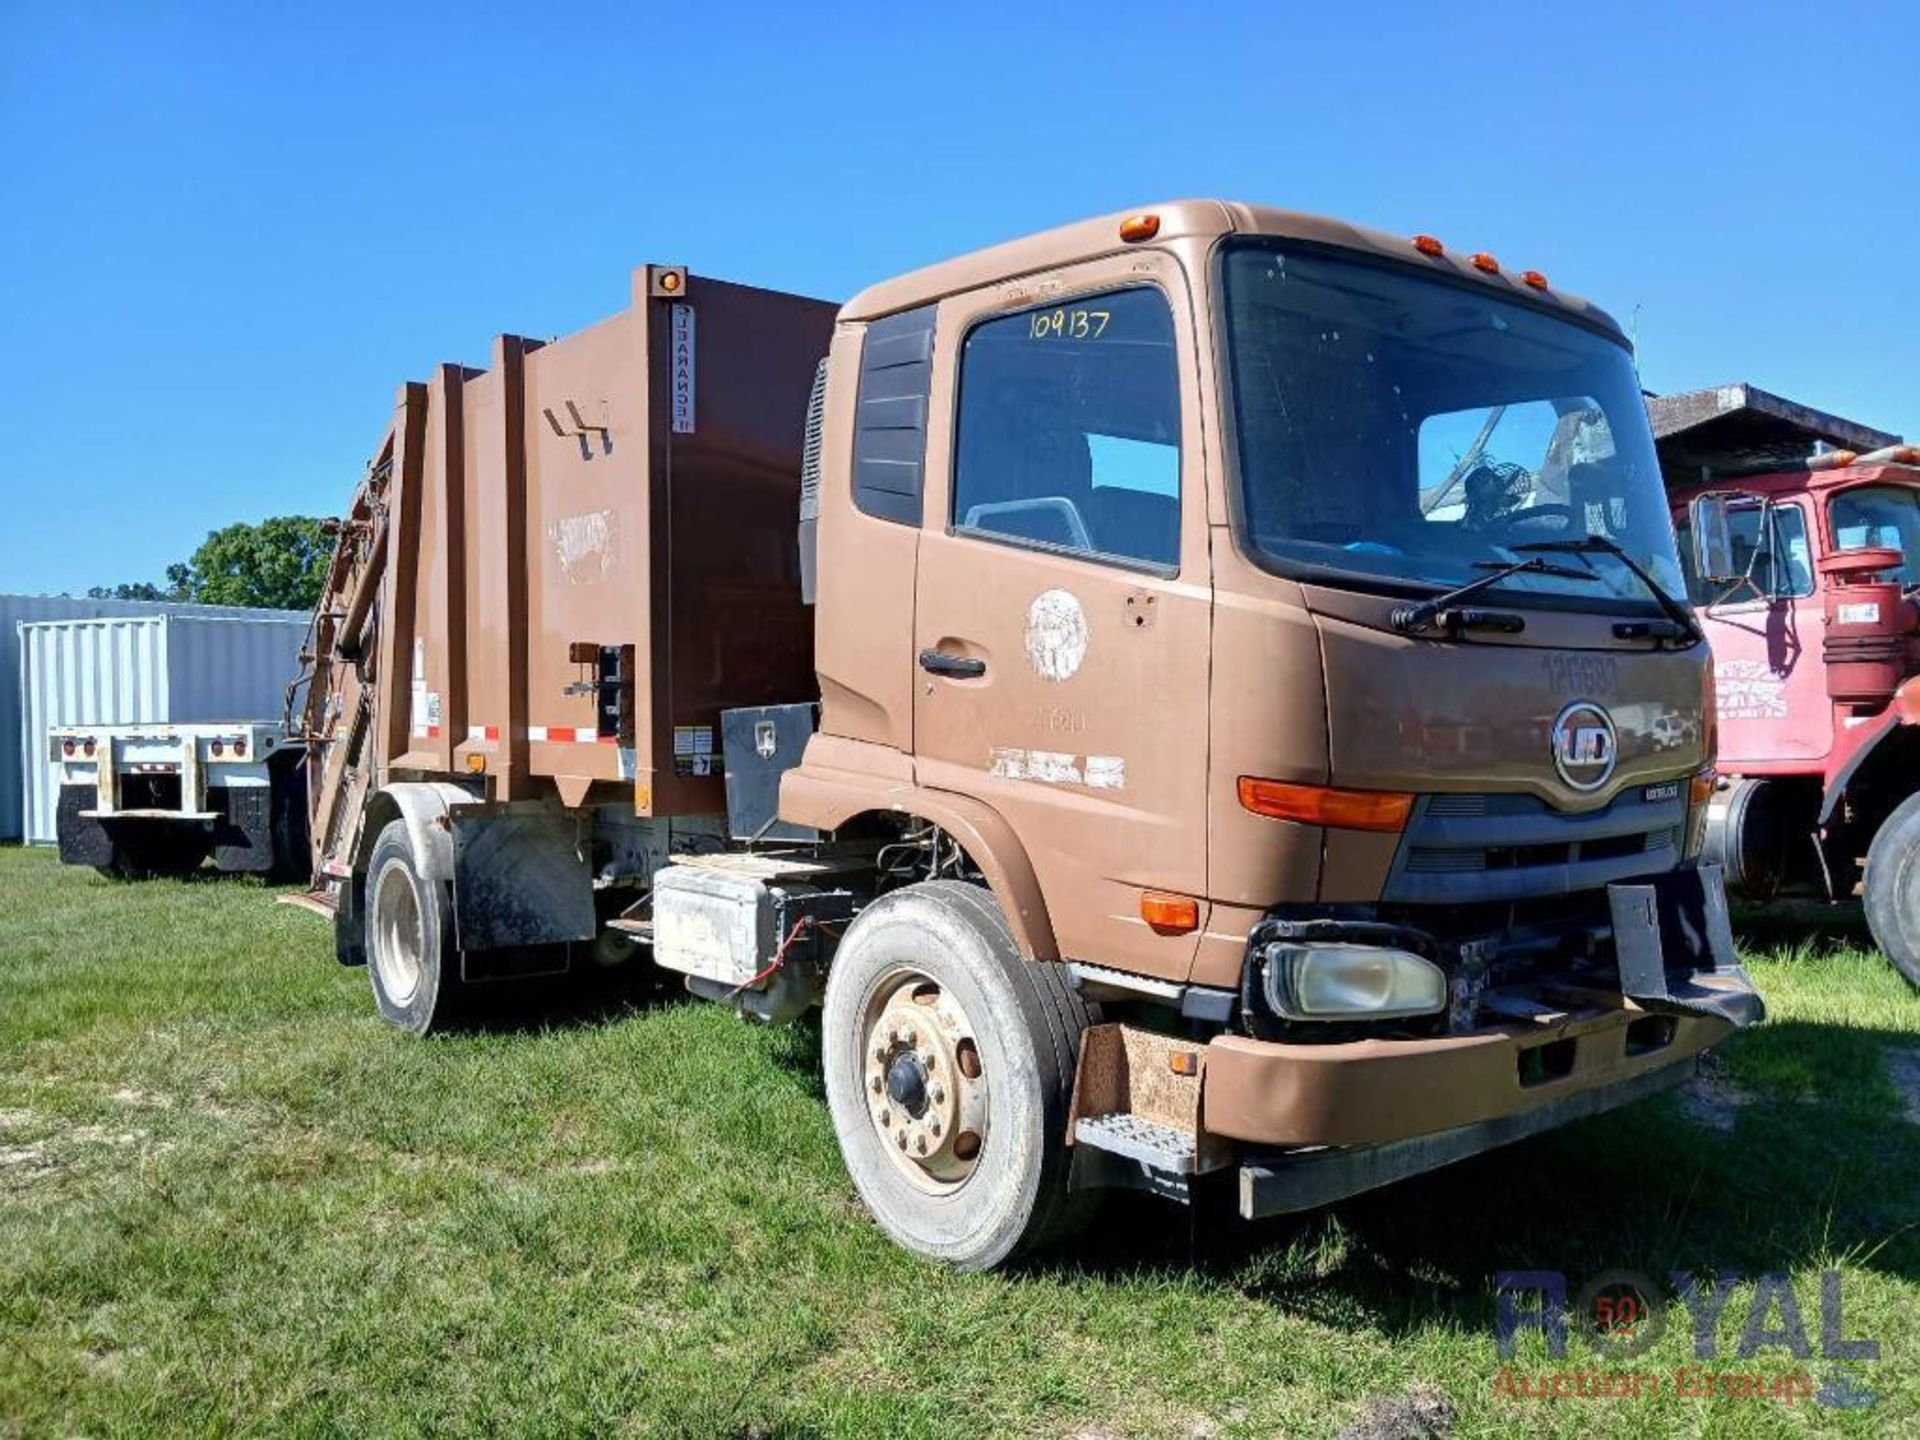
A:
[3,1,1916,596]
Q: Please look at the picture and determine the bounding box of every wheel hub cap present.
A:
[863,976,989,1191]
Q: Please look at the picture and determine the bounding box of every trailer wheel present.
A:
[1863,791,1920,990]
[821,880,1092,1270]
[364,819,463,1032]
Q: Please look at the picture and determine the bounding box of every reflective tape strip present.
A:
[466,725,500,744]
[410,725,441,740]
[527,726,614,744]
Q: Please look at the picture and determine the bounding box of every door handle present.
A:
[918,648,986,679]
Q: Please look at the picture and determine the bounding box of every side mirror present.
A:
[1689,494,1740,583]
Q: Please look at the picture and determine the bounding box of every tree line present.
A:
[90,516,334,612]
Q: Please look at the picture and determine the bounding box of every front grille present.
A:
[1385,785,1686,904]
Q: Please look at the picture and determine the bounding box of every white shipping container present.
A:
[17,611,309,844]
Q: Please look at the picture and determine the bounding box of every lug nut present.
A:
[878,1109,890,1127]
[897,1132,909,1150]
[922,1052,936,1072]
[869,1075,882,1094]
[915,1135,928,1155]
[930,1120,942,1137]
[930,1085,944,1105]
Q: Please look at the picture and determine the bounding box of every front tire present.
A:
[364,819,463,1032]
[1863,790,1920,989]
[821,880,1092,1270]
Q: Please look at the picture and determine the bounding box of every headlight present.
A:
[1262,943,1448,1021]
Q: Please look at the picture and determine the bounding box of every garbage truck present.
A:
[1656,382,1920,987]
[294,201,1762,1268]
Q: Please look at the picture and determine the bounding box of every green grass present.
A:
[2,845,1917,1438]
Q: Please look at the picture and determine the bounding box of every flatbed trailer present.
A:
[49,720,306,879]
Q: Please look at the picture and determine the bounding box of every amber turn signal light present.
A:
[1119,213,1161,243]
[1140,891,1199,934]
[1237,777,1415,833]
[1689,769,1716,808]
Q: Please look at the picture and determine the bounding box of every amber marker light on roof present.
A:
[1470,252,1501,275]
[658,270,682,292]
[1521,270,1550,291]
[1413,234,1445,257]
[1119,213,1161,243]
[1237,776,1415,833]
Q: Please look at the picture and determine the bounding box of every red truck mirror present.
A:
[1689,493,1740,583]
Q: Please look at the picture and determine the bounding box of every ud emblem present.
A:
[754,720,778,761]
[1551,700,1617,793]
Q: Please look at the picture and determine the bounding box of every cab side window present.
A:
[951,288,1180,569]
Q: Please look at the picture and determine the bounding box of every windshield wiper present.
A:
[1389,555,1598,635]
[1513,535,1704,645]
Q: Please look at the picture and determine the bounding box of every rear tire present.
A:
[821,880,1092,1270]
[1862,790,1920,990]
[364,819,463,1032]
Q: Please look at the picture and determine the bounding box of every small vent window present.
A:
[851,307,936,525]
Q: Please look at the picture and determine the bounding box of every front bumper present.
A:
[1203,994,1734,1146]
[1209,864,1762,1148]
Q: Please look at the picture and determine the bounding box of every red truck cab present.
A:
[1656,383,1920,984]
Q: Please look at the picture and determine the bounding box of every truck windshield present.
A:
[1830,484,1920,584]
[1219,240,1683,612]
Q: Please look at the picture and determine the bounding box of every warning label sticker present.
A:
[673,725,717,777]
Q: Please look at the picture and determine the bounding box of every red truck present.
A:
[1657,384,1920,984]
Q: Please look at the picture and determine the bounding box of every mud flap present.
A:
[208,785,273,873]
[450,811,596,954]
[1608,864,1764,1029]
[56,784,114,868]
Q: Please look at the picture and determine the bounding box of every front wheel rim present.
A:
[859,969,990,1193]
[371,863,425,1006]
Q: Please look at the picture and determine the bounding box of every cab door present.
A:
[911,252,1213,981]
[1688,498,1828,766]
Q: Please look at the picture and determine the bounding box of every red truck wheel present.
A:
[1863,791,1920,990]
[821,880,1093,1270]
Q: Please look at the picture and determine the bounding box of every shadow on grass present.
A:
[1733,899,1873,953]
[449,962,686,1035]
[1030,1018,1920,1337]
